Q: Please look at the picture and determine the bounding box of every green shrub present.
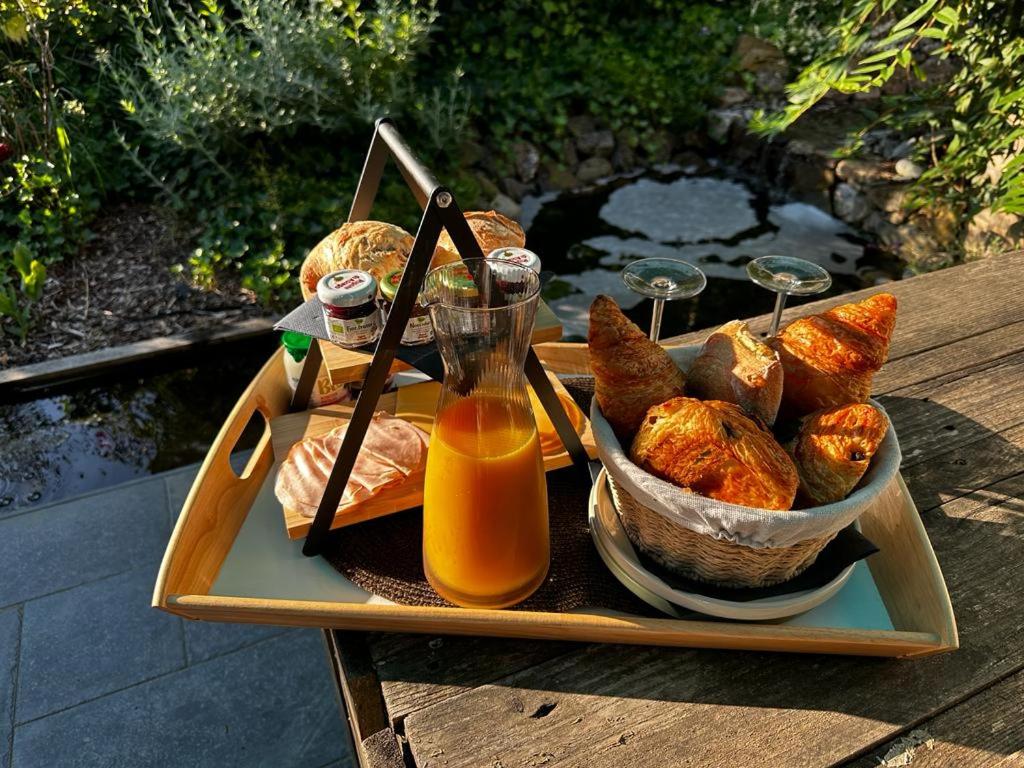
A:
[753,0,1024,241]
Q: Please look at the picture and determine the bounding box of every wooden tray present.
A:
[322,300,563,385]
[153,347,958,658]
[269,376,597,539]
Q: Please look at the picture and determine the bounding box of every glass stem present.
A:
[649,298,665,342]
[768,291,788,337]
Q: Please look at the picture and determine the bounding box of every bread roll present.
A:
[588,295,685,440]
[771,293,897,418]
[436,210,525,262]
[299,221,460,300]
[789,403,888,506]
[630,397,798,510]
[686,320,783,426]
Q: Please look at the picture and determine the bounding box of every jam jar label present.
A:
[326,310,381,348]
[400,314,434,346]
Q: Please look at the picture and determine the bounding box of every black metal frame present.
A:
[294,118,589,557]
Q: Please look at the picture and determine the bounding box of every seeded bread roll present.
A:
[436,210,525,262]
[299,221,461,300]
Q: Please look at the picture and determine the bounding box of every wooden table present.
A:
[324,253,1024,768]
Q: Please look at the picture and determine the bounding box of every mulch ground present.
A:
[0,204,273,369]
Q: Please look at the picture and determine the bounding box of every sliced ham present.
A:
[275,412,429,518]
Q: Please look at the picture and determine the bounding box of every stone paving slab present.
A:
[183,618,287,665]
[0,607,21,768]
[13,630,347,768]
[0,478,170,608]
[17,567,186,723]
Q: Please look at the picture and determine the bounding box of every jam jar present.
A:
[317,269,382,348]
[380,269,434,346]
[487,247,542,274]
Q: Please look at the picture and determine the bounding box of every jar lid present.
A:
[379,269,403,302]
[317,269,378,308]
[488,247,541,274]
[281,331,311,362]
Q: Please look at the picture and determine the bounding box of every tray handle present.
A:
[153,351,292,606]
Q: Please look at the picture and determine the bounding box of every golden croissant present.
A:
[686,319,783,426]
[588,295,685,439]
[772,293,897,418]
[631,397,799,510]
[789,403,889,505]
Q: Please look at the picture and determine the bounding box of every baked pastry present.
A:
[588,295,685,439]
[300,221,413,298]
[436,210,525,262]
[771,293,897,418]
[686,319,783,426]
[789,403,889,505]
[631,397,798,510]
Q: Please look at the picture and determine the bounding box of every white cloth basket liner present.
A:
[590,345,902,549]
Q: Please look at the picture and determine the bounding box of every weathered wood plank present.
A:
[401,470,1024,768]
[843,668,1024,767]
[374,636,581,726]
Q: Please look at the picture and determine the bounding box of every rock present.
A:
[611,140,636,172]
[919,202,959,245]
[576,156,613,184]
[679,129,709,151]
[643,129,675,164]
[866,183,910,222]
[474,172,499,200]
[459,140,486,167]
[784,155,835,212]
[736,34,786,72]
[489,193,521,221]
[755,67,788,94]
[862,211,904,251]
[567,115,596,140]
[964,208,1024,259]
[832,183,870,223]
[887,138,916,160]
[718,86,750,108]
[576,129,615,158]
[672,150,711,175]
[541,164,579,192]
[501,176,531,200]
[512,140,540,182]
[560,138,579,169]
[894,158,923,180]
[835,158,892,187]
[707,109,744,144]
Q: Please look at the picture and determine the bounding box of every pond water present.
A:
[523,166,905,339]
[0,336,276,512]
[1,165,906,511]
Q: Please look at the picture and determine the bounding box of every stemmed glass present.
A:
[621,258,707,342]
[746,255,832,336]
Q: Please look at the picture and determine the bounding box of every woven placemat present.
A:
[321,379,658,614]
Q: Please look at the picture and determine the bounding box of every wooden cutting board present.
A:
[269,374,597,539]
[320,300,563,385]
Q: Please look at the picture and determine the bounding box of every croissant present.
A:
[589,295,685,439]
[686,319,783,426]
[789,403,889,505]
[771,293,897,418]
[631,397,798,510]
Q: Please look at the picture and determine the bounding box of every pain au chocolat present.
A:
[788,402,889,506]
[630,397,799,511]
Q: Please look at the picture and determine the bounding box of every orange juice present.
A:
[423,392,549,608]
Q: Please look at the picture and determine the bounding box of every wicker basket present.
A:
[607,474,835,588]
[591,345,902,591]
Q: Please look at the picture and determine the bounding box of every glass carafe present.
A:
[421,258,549,609]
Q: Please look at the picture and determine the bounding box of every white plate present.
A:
[589,469,856,621]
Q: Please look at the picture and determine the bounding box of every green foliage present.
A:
[440,1,739,158]
[0,241,47,342]
[753,0,1024,228]
[747,0,846,65]
[110,0,440,165]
